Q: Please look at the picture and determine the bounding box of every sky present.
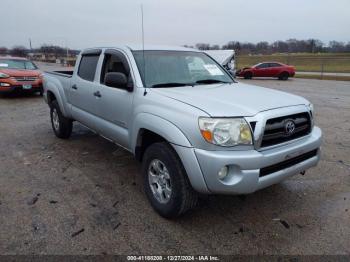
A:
[2,0,350,49]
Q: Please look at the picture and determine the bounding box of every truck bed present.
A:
[45,70,74,78]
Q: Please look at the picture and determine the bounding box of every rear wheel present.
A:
[50,100,72,139]
[142,142,198,218]
[278,72,289,80]
[244,72,253,79]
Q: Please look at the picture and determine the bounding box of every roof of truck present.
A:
[127,44,198,51]
[82,45,199,53]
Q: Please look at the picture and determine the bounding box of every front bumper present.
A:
[192,126,322,194]
[0,84,43,94]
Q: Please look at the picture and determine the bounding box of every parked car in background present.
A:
[236,62,295,80]
[204,50,236,76]
[0,57,43,95]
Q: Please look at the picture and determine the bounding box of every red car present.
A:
[0,57,43,95]
[236,62,295,80]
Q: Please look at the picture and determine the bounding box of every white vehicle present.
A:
[204,50,235,76]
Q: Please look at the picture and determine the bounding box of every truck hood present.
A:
[152,82,309,117]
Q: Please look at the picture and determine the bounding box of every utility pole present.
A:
[65,40,69,67]
[66,46,69,67]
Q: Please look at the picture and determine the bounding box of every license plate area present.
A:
[22,84,32,90]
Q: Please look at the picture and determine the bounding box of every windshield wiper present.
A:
[195,79,231,84]
[151,82,194,88]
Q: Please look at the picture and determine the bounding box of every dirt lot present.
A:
[0,77,349,255]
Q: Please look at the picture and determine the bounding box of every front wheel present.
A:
[50,100,73,139]
[142,142,198,218]
[244,72,253,79]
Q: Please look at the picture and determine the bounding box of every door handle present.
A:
[71,84,78,90]
[93,91,102,98]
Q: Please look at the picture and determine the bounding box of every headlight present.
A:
[199,117,253,146]
[308,103,314,117]
[0,73,9,79]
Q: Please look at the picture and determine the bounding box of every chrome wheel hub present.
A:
[52,109,60,131]
[148,159,172,204]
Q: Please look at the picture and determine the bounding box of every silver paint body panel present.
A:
[43,45,322,194]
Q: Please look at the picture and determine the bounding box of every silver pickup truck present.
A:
[43,45,322,218]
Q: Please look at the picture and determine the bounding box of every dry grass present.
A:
[294,73,350,81]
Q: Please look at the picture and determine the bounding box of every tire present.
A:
[244,72,252,79]
[50,100,73,139]
[142,142,198,218]
[278,72,289,80]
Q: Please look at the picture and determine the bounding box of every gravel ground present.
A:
[0,76,349,255]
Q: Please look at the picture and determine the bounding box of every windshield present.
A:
[0,59,38,70]
[132,51,234,87]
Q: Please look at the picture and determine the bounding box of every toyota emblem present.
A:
[284,120,296,136]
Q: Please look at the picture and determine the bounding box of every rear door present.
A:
[68,49,101,129]
[93,49,135,148]
[268,63,282,77]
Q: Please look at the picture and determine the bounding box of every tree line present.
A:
[186,39,350,54]
[0,44,80,57]
[1,39,350,57]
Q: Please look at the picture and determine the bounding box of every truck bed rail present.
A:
[45,71,73,78]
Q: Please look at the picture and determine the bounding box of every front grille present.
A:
[261,112,311,148]
[12,76,38,82]
[259,149,318,177]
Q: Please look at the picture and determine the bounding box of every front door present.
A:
[254,63,269,77]
[93,49,134,149]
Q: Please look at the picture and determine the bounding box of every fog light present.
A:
[218,166,228,180]
[0,83,10,87]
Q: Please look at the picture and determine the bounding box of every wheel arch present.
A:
[44,75,72,118]
[244,70,253,77]
[132,114,209,194]
[46,90,57,105]
[132,113,192,161]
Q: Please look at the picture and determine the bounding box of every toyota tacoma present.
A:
[43,46,322,218]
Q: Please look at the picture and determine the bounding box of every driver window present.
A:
[100,53,130,84]
[256,63,268,69]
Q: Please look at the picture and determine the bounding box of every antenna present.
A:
[141,4,147,95]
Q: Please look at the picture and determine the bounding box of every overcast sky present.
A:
[2,0,350,49]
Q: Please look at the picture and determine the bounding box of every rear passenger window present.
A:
[78,55,99,81]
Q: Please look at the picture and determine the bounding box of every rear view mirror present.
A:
[104,72,133,92]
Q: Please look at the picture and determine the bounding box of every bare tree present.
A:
[195,43,211,50]
[10,46,27,57]
[256,42,270,54]
[0,47,8,55]
[39,44,66,58]
[329,41,346,52]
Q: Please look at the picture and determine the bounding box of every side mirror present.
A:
[104,72,133,92]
